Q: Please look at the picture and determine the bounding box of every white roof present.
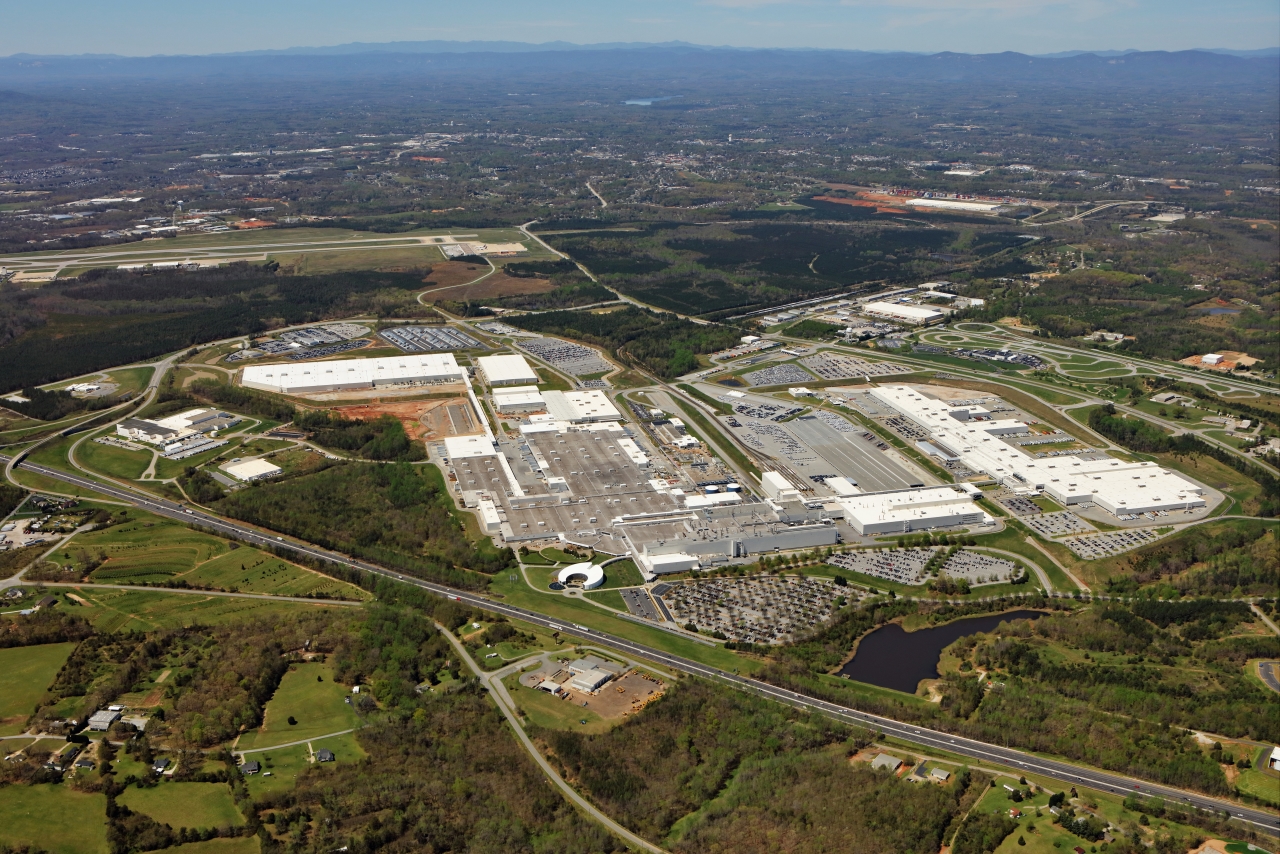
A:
[477,354,539,385]
[241,354,462,392]
[222,459,282,481]
[493,385,541,397]
[557,562,605,589]
[905,198,1002,212]
[862,301,944,322]
[443,435,496,460]
[837,485,986,528]
[153,408,211,430]
[869,385,1205,514]
[542,390,622,423]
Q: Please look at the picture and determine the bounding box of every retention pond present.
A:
[838,609,1045,694]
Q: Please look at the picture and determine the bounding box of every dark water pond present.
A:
[838,609,1045,694]
[1197,307,1241,316]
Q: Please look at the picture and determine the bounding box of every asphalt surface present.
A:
[6,455,1277,834]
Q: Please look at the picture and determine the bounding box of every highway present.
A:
[4,455,1276,833]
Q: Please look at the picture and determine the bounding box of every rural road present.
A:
[439,625,669,854]
[4,455,1277,834]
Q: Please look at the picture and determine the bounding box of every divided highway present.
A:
[6,456,1277,833]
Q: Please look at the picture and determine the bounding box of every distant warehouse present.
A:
[861,301,945,325]
[240,354,463,394]
[477,354,539,387]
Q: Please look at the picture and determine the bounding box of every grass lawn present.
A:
[583,589,627,611]
[77,438,151,480]
[103,366,156,396]
[1236,768,1280,806]
[181,548,369,600]
[504,675,613,734]
[599,559,644,589]
[0,784,109,854]
[243,732,365,798]
[154,441,243,480]
[236,662,361,750]
[118,782,244,830]
[0,642,76,735]
[73,588,347,632]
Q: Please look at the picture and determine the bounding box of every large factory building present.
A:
[240,354,464,394]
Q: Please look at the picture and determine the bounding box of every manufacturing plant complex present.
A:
[869,385,1206,516]
[224,336,1207,587]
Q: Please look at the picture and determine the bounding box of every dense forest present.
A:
[534,678,965,854]
[760,595,1278,796]
[214,462,514,588]
[510,306,741,378]
[1105,519,1278,596]
[0,265,432,392]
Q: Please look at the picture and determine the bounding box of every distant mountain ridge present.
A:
[3,40,1277,60]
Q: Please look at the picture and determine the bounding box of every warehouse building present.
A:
[240,354,463,394]
[477,354,540,387]
[836,485,991,535]
[222,459,282,482]
[860,301,945,325]
[869,385,1206,516]
[493,385,546,414]
[542,390,623,423]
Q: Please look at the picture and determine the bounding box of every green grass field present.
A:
[236,662,361,750]
[242,732,365,798]
[73,588,349,632]
[1236,768,1280,806]
[583,589,627,611]
[504,675,613,734]
[0,784,109,854]
[77,438,151,480]
[154,441,243,480]
[181,549,369,600]
[599,559,644,589]
[118,782,244,830]
[0,643,76,735]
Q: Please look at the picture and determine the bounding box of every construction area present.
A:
[330,397,477,441]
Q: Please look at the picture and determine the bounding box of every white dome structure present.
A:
[557,562,605,590]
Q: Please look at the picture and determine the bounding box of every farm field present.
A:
[0,784,109,854]
[236,661,362,750]
[118,782,245,830]
[0,643,76,735]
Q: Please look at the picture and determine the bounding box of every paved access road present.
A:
[6,456,1277,834]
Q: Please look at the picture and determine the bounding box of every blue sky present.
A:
[4,0,1277,57]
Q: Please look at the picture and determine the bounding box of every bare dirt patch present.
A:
[330,397,479,441]
[419,261,492,290]
[181,370,219,388]
[423,271,555,301]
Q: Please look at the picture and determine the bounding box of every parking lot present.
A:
[998,495,1042,516]
[827,548,938,585]
[380,325,486,352]
[1023,511,1096,538]
[799,352,908,380]
[619,588,662,622]
[656,575,847,644]
[1065,527,1167,559]
[742,363,815,387]
[519,337,613,376]
[940,550,1022,585]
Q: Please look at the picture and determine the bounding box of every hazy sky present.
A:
[3,0,1277,57]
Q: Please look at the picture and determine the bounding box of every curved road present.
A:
[4,454,1275,834]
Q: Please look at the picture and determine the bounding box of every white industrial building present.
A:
[905,198,1004,213]
[836,486,991,535]
[240,354,463,394]
[861,301,945,325]
[221,459,282,482]
[493,385,546,414]
[477,354,539,386]
[869,385,1206,516]
[542,390,622,423]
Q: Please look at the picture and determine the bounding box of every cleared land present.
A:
[72,588,346,632]
[242,732,365,798]
[0,784,109,854]
[236,661,361,750]
[0,643,76,735]
[118,782,245,830]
